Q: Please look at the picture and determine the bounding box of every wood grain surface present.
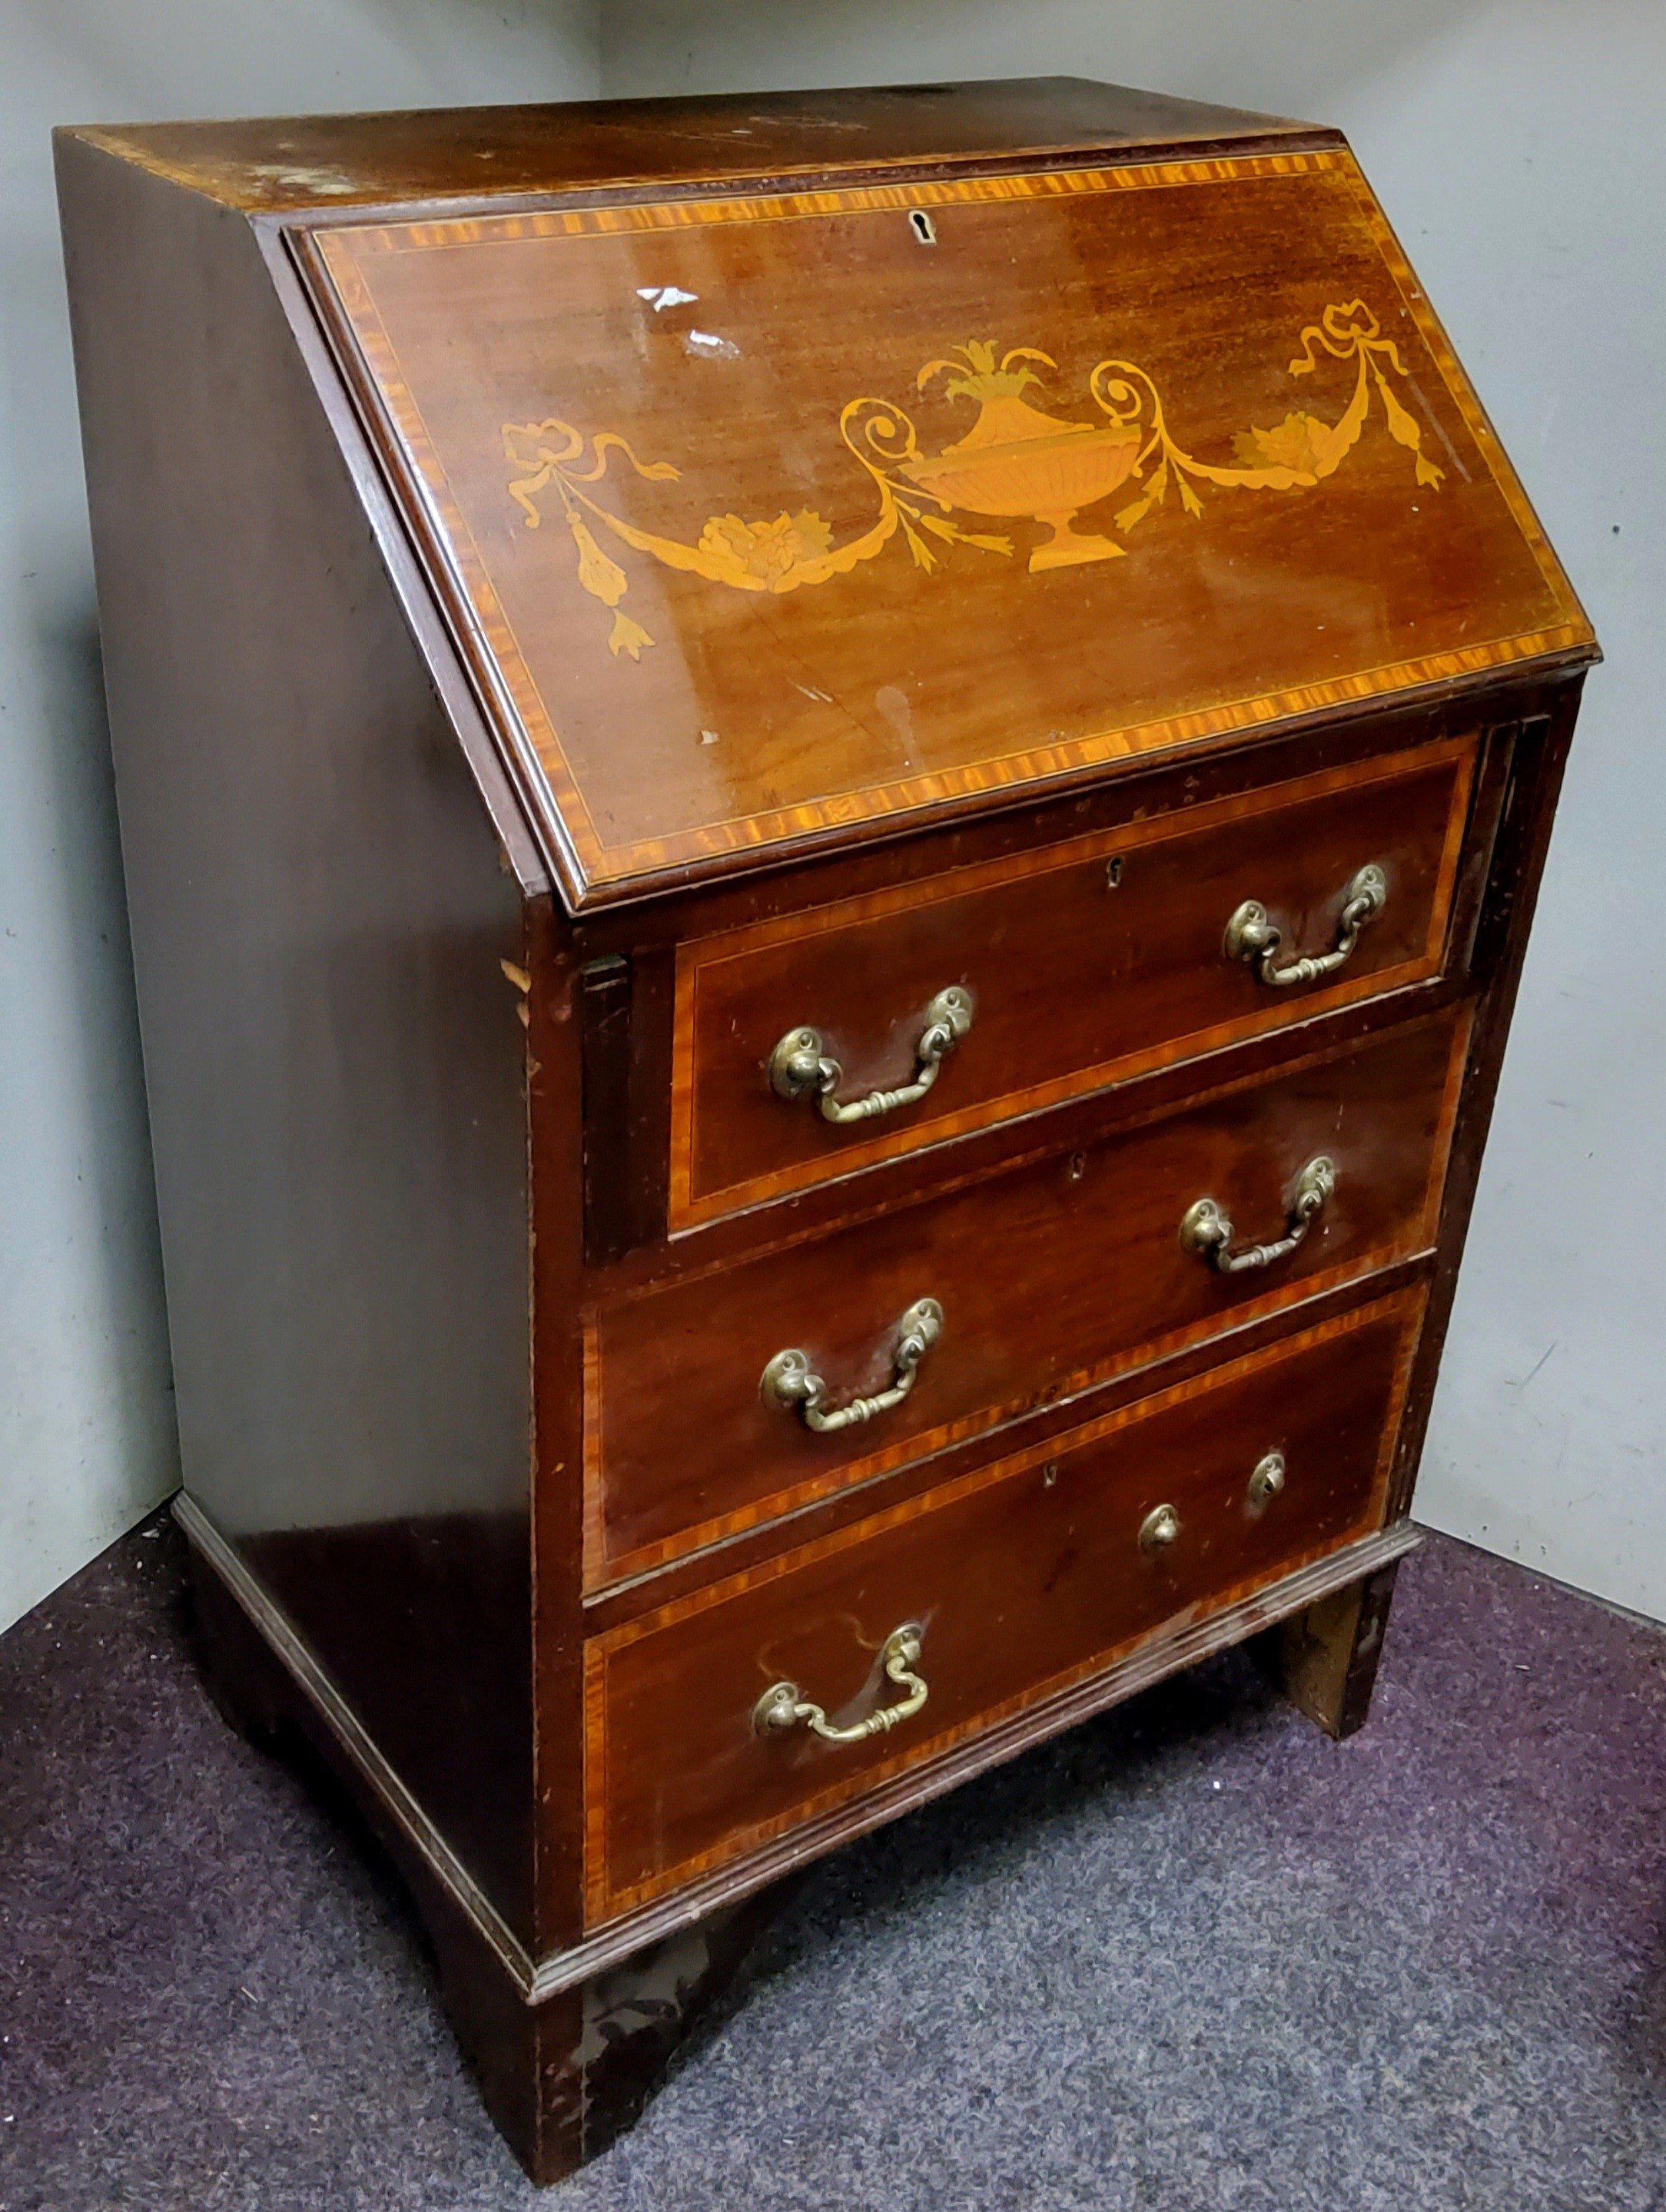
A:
[589,1010,1465,1585]
[63,78,1322,214]
[58,74,1598,2185]
[586,1287,1422,1921]
[299,148,1592,906]
[672,731,1477,1223]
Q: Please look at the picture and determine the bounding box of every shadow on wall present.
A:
[28,583,178,1471]
[1,0,602,1631]
[593,0,1502,112]
[23,0,599,119]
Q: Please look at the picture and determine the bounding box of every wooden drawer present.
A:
[670,734,1478,1228]
[586,1290,1421,1922]
[589,1010,1465,1585]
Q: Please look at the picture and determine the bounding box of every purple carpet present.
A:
[2,1511,1663,2210]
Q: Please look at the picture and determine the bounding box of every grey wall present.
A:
[602,0,1666,1619]
[0,0,599,1633]
[5,0,1661,1630]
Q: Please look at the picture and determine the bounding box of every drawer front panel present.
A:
[591,1011,1464,1584]
[672,735,1478,1227]
[586,1291,1421,1922]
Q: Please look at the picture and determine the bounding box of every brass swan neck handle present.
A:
[753,1623,928,1744]
[769,988,973,1124]
[1225,864,1386,989]
[762,1300,943,1433]
[1180,1156,1336,1274]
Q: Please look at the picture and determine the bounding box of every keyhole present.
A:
[1043,1462,1060,1490]
[1106,855,1124,889]
[1069,1152,1087,1182]
[908,209,938,246]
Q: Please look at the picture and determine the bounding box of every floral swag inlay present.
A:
[501,300,1445,661]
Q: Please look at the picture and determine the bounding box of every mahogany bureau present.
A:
[57,78,1596,2181]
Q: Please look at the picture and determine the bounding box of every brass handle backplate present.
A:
[769,987,974,1124]
[754,1623,928,1744]
[1139,1503,1181,1552]
[1225,864,1387,989]
[1180,1156,1336,1275]
[762,1298,943,1434]
[1247,1451,1286,1508]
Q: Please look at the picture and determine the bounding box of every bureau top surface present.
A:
[75,83,1597,910]
[63,81,1311,210]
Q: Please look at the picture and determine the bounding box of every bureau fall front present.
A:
[56,77,1595,2180]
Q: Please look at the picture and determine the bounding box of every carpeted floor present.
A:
[2,1512,1664,2212]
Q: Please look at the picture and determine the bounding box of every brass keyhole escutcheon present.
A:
[1139,1503,1180,1552]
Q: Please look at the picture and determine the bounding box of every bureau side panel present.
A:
[1386,692,1584,1515]
[55,139,538,1939]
